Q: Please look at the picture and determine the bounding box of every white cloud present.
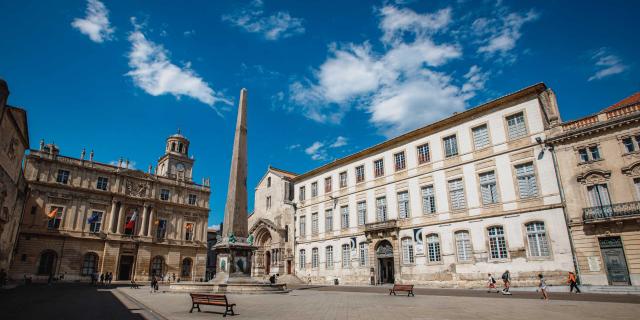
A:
[109,159,136,169]
[476,10,539,56]
[379,6,452,44]
[183,30,196,37]
[126,19,231,111]
[222,0,304,40]
[588,48,627,81]
[71,0,115,43]
[330,136,348,148]
[287,143,301,150]
[303,136,349,161]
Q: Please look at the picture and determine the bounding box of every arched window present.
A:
[178,142,184,153]
[455,231,473,262]
[181,258,192,277]
[267,177,271,187]
[401,238,414,264]
[171,142,176,151]
[426,234,441,262]
[325,246,333,268]
[150,256,164,277]
[488,226,508,259]
[299,249,306,270]
[81,253,98,276]
[38,250,57,275]
[311,248,319,268]
[526,222,550,257]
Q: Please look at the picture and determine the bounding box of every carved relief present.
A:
[622,161,640,177]
[577,169,611,185]
[5,136,18,161]
[125,180,149,198]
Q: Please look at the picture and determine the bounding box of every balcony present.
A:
[364,219,398,232]
[583,201,640,223]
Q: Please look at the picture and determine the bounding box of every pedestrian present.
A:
[100,273,105,286]
[269,274,275,284]
[487,273,499,293]
[538,274,549,301]
[108,272,113,285]
[501,270,512,295]
[172,273,176,282]
[567,271,581,294]
[150,275,157,293]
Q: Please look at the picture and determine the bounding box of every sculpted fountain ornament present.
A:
[170,89,287,294]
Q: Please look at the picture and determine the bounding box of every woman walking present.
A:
[538,274,549,301]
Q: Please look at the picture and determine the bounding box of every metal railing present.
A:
[583,201,640,222]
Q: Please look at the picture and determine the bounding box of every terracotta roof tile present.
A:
[602,92,640,112]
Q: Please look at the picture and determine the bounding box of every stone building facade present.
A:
[0,80,29,272]
[273,84,575,287]
[10,133,210,282]
[548,92,640,286]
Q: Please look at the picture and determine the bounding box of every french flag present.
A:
[125,210,138,230]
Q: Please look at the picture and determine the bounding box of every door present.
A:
[378,258,395,284]
[599,237,631,285]
[287,260,292,274]
[118,255,134,280]
[265,251,271,275]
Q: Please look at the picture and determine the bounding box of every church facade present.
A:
[9,133,210,282]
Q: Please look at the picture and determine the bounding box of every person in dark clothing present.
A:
[269,274,275,284]
[100,273,105,286]
[108,272,113,285]
[568,272,581,294]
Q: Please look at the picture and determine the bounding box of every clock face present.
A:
[176,163,185,172]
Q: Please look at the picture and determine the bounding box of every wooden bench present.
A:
[189,293,236,317]
[389,284,415,297]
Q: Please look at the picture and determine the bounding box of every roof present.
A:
[268,165,297,178]
[602,92,640,112]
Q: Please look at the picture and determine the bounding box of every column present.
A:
[147,207,155,237]
[177,215,184,241]
[107,200,117,233]
[138,205,149,236]
[116,204,126,234]
[201,218,207,242]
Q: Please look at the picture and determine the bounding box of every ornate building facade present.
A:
[548,93,640,286]
[9,133,210,282]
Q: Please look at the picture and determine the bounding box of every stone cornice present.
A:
[548,107,640,144]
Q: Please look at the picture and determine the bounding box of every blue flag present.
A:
[87,212,100,224]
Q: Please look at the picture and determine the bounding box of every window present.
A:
[589,146,601,160]
[267,177,271,187]
[341,244,350,268]
[374,159,385,177]
[448,179,466,210]
[311,213,319,235]
[506,112,527,140]
[421,185,436,214]
[479,171,499,205]
[394,151,406,171]
[472,125,490,149]
[299,215,306,237]
[515,163,538,198]
[56,169,70,184]
[339,171,348,188]
[96,177,109,190]
[325,177,332,193]
[312,248,319,268]
[355,165,365,183]
[299,186,306,201]
[185,223,194,241]
[587,184,611,208]
[578,146,601,162]
[156,219,167,239]
[340,206,349,229]
[299,249,306,269]
[426,234,441,262]
[357,201,367,225]
[38,251,56,275]
[88,211,102,233]
[160,189,170,201]
[311,182,318,197]
[397,191,410,219]
[401,238,414,264]
[455,231,472,262]
[488,226,508,259]
[359,242,368,267]
[526,222,550,257]
[150,256,164,276]
[376,197,387,222]
[622,136,638,153]
[325,209,333,232]
[326,246,334,268]
[443,135,458,158]
[635,178,640,200]
[181,258,192,277]
[188,194,197,205]
[266,196,272,209]
[417,143,430,164]
[578,148,589,162]
[47,206,63,229]
[81,253,98,276]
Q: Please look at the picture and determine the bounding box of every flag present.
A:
[125,210,138,230]
[46,207,58,219]
[87,212,100,224]
[186,223,193,230]
[350,237,357,250]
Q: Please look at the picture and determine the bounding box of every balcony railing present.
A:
[583,201,640,222]
[364,219,398,232]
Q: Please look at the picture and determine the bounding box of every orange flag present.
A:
[46,207,58,219]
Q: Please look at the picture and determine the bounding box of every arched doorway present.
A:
[181,258,193,279]
[375,240,394,284]
[253,226,273,276]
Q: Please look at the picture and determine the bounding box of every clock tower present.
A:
[157,130,194,181]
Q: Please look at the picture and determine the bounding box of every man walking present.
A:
[501,270,512,295]
[568,272,581,294]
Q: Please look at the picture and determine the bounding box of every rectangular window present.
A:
[402,238,415,264]
[622,137,635,153]
[47,206,64,229]
[311,213,319,235]
[374,159,384,177]
[506,112,527,140]
[448,178,466,210]
[340,206,349,229]
[357,201,366,225]
[376,197,387,222]
[587,184,611,208]
[426,234,441,262]
[421,185,436,214]
[417,144,430,164]
[339,171,348,188]
[160,189,170,201]
[156,219,167,239]
[443,135,458,158]
[312,248,319,268]
[472,125,490,149]
[578,148,589,162]
[325,246,334,268]
[188,194,197,205]
[488,226,508,259]
[526,222,550,257]
[266,196,271,209]
[342,244,350,268]
[299,249,306,269]
[299,216,306,237]
[455,231,472,262]
[325,177,332,193]
[635,178,640,200]
[355,165,365,183]
[397,191,410,219]
[56,169,70,184]
[96,177,109,190]
[299,186,306,201]
[325,209,333,232]
[589,146,601,160]
[185,223,194,241]
[479,171,499,205]
[311,182,318,197]
[394,151,406,171]
[515,163,538,198]
[359,242,367,267]
[88,211,102,233]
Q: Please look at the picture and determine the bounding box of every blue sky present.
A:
[1,0,638,226]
